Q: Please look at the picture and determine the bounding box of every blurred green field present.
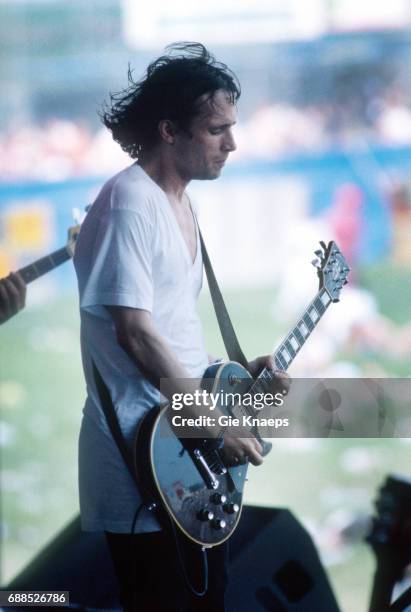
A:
[1,265,410,611]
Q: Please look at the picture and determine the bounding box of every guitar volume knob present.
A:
[212,518,227,530]
[223,502,240,514]
[210,493,227,505]
[197,509,214,522]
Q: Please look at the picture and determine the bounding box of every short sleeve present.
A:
[80,208,154,313]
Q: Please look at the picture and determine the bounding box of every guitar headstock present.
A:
[66,224,81,258]
[312,240,350,302]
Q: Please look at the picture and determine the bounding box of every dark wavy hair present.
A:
[100,42,241,158]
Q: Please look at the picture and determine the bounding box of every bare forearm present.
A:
[119,323,199,399]
[108,306,263,461]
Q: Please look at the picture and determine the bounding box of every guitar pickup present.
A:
[192,448,219,489]
[202,449,227,475]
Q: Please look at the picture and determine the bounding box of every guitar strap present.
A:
[199,230,248,369]
[92,361,139,488]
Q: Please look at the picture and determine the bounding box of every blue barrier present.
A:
[1,144,410,288]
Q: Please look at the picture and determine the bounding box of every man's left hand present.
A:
[247,354,290,396]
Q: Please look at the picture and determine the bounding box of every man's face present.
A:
[173,89,237,181]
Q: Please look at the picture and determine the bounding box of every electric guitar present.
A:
[16,225,80,284]
[135,240,350,546]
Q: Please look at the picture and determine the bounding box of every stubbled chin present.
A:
[194,170,221,181]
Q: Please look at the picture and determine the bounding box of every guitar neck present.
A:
[252,287,332,392]
[19,246,71,284]
[273,287,332,371]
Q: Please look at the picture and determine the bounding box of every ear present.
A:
[158,119,177,145]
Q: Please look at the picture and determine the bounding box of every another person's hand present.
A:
[0,272,26,324]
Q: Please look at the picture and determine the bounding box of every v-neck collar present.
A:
[135,163,200,267]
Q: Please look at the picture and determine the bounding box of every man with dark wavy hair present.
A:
[74,42,281,611]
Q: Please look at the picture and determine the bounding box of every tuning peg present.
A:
[319,241,327,250]
[314,249,323,259]
[311,258,321,269]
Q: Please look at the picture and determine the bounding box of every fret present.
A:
[260,368,272,381]
[288,334,300,353]
[303,312,314,332]
[252,378,269,394]
[320,290,332,307]
[20,266,37,283]
[296,322,308,340]
[266,285,336,376]
[36,257,55,276]
[275,352,288,370]
[294,327,305,346]
[313,296,325,316]
[308,306,319,323]
[19,247,70,284]
[50,248,71,267]
[284,339,296,359]
[250,366,278,401]
[279,346,291,365]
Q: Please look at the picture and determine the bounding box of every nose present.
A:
[222,128,237,152]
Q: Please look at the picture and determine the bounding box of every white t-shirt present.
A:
[74,163,209,532]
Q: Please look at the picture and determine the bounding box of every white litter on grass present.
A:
[1,522,10,540]
[2,464,44,491]
[17,525,41,546]
[28,413,53,438]
[17,490,46,514]
[320,485,370,508]
[0,421,17,446]
[273,438,323,452]
[28,326,78,353]
[0,381,27,409]
[340,446,382,474]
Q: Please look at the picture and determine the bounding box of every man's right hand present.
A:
[221,434,264,467]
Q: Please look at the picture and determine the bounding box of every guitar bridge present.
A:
[191,448,220,489]
[202,448,227,475]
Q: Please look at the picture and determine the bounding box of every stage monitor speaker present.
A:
[228,506,340,611]
[6,507,339,611]
[6,516,120,610]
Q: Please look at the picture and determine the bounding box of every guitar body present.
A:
[135,361,253,547]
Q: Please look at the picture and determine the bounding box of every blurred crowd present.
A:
[235,86,411,161]
[1,83,411,182]
[0,120,130,182]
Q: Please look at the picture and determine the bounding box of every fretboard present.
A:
[272,287,332,371]
[19,247,71,284]
[249,287,332,396]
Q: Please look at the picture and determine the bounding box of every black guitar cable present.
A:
[167,513,209,598]
[128,503,145,612]
[129,501,208,604]
[131,502,145,535]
